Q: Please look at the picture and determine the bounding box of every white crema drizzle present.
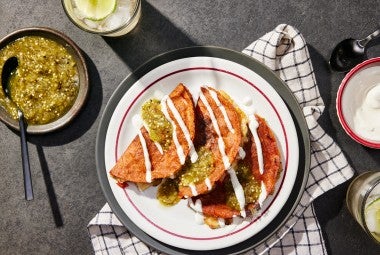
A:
[160,96,186,164]
[218,218,226,228]
[205,177,212,191]
[227,168,246,217]
[165,96,198,163]
[154,142,163,154]
[189,183,198,196]
[249,116,264,175]
[188,198,204,224]
[142,122,164,155]
[241,97,264,174]
[241,96,267,204]
[132,115,152,183]
[200,88,246,216]
[208,88,235,133]
[257,181,268,208]
[238,147,246,159]
[161,95,198,164]
[199,90,231,169]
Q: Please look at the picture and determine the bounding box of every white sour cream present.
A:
[165,96,198,163]
[240,97,264,174]
[199,90,231,169]
[353,83,380,141]
[238,147,246,159]
[207,88,235,134]
[132,115,152,183]
[189,183,198,196]
[161,95,198,164]
[160,96,186,164]
[188,198,204,224]
[227,168,246,217]
[205,178,212,191]
[257,181,268,208]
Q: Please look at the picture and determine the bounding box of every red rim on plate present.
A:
[336,57,380,149]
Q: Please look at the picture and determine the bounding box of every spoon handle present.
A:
[18,111,33,200]
[359,28,380,47]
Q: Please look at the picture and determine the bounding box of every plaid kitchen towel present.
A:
[88,24,355,255]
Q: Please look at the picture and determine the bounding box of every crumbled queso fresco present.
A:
[0,36,79,125]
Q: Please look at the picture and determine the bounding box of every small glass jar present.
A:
[62,0,141,37]
[346,171,380,244]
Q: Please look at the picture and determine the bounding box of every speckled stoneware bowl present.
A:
[336,57,380,149]
[0,27,89,134]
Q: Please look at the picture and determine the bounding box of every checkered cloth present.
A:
[88,24,355,255]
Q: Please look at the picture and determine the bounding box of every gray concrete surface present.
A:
[0,0,379,254]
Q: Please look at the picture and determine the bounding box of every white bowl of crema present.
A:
[337,57,380,149]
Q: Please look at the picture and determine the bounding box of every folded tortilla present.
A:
[109,83,196,183]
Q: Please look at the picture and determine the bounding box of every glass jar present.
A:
[346,171,380,244]
[62,0,141,37]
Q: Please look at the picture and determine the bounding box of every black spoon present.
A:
[329,28,380,73]
[1,56,33,200]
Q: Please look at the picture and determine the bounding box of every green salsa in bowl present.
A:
[0,27,89,134]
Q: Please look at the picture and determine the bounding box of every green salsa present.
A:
[179,146,213,186]
[141,99,172,150]
[0,36,79,125]
[156,146,214,206]
[225,162,261,210]
[157,178,180,206]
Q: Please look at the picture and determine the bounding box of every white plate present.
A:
[103,57,299,250]
[96,47,310,254]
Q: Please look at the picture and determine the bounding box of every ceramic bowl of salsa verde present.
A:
[0,27,89,134]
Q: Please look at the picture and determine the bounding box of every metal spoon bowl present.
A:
[329,28,380,73]
[1,56,33,200]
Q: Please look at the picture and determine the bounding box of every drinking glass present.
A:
[62,0,141,37]
[346,171,380,244]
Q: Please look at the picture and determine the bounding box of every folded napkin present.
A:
[88,24,354,255]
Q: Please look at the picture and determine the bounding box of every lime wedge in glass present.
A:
[74,0,117,21]
[365,197,380,234]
